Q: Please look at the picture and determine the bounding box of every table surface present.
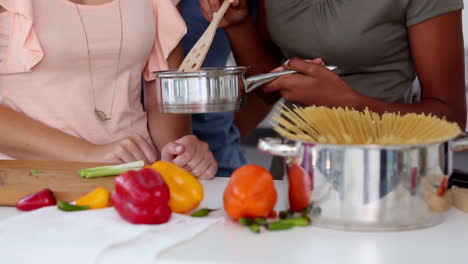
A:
[1,178,468,264]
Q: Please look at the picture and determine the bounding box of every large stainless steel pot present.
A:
[153,66,336,114]
[258,135,468,231]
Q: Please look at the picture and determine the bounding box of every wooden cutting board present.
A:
[0,160,117,206]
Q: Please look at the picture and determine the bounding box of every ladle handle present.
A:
[177,0,232,72]
[245,65,338,93]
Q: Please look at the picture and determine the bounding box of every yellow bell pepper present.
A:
[149,161,204,213]
[75,187,111,209]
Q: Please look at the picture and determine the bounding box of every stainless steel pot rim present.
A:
[269,134,462,150]
[153,66,249,78]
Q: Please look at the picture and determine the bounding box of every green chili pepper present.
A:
[58,201,90,212]
[239,217,253,226]
[266,220,295,231]
[303,215,312,223]
[312,207,322,217]
[281,217,310,227]
[249,224,261,234]
[190,208,218,217]
[279,211,289,219]
[254,218,266,225]
[302,203,313,216]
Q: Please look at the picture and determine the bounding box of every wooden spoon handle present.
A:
[178,0,232,72]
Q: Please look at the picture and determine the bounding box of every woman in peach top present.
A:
[0,0,218,179]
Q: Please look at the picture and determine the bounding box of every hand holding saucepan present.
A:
[262,58,359,106]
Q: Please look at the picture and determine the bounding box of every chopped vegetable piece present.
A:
[112,168,171,224]
[191,208,219,217]
[266,220,295,231]
[78,160,144,178]
[239,218,253,226]
[302,203,313,216]
[288,163,312,212]
[249,224,261,234]
[279,211,288,219]
[16,189,56,211]
[75,187,111,209]
[149,161,204,214]
[29,169,44,176]
[224,164,277,220]
[58,201,90,212]
[281,217,310,227]
[254,218,266,225]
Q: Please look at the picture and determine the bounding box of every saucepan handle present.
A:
[450,132,468,152]
[257,137,300,157]
[245,65,338,93]
[245,70,297,93]
[448,133,468,188]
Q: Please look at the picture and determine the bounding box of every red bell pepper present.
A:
[16,188,56,211]
[111,168,172,224]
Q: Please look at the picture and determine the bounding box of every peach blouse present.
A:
[0,0,186,159]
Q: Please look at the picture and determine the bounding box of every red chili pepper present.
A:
[437,177,448,197]
[16,188,56,211]
[111,168,172,224]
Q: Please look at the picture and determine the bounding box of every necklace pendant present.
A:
[95,109,111,121]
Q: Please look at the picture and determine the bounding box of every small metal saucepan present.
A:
[258,134,468,231]
[152,67,293,113]
[152,66,336,114]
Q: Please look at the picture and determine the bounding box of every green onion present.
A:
[78,160,145,178]
[29,169,44,176]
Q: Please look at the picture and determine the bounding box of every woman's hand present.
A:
[160,135,218,180]
[85,135,158,164]
[262,58,359,107]
[199,0,249,28]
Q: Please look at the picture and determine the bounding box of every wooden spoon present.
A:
[178,0,233,72]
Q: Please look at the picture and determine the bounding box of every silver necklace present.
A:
[74,0,123,121]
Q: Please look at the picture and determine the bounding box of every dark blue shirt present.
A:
[180,0,248,177]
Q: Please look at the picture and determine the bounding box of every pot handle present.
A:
[257,137,300,157]
[245,65,338,93]
[451,133,468,152]
[449,169,468,188]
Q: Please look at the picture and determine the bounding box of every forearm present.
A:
[352,95,466,130]
[0,105,93,160]
[234,94,276,140]
[145,41,191,152]
[145,80,191,152]
[225,17,280,75]
[226,18,281,139]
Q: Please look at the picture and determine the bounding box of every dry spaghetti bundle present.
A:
[272,104,461,145]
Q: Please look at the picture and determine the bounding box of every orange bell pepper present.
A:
[75,187,111,209]
[149,161,204,214]
[224,164,277,220]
